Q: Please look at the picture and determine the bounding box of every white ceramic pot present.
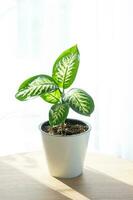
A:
[40,119,91,178]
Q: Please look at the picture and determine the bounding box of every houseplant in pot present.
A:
[15,45,95,178]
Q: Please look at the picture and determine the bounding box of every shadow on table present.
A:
[0,161,70,200]
[1,153,133,200]
[57,167,133,200]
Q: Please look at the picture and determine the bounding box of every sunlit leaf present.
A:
[65,88,94,116]
[15,75,58,101]
[41,89,61,104]
[52,45,79,89]
[49,102,69,126]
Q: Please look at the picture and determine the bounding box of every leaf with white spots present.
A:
[52,45,80,89]
[49,103,69,126]
[15,75,58,101]
[65,88,94,116]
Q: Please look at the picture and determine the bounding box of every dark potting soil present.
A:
[41,119,89,136]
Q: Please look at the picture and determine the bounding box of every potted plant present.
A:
[15,45,95,178]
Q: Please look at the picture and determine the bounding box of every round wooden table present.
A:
[0,151,133,200]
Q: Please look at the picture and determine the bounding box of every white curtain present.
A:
[0,0,132,159]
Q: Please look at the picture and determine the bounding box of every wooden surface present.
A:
[0,151,133,200]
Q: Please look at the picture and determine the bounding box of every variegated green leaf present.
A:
[49,103,69,126]
[41,89,61,104]
[65,88,94,116]
[15,75,58,101]
[52,45,80,89]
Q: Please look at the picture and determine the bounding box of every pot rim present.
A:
[39,118,91,137]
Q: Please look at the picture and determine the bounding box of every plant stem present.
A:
[49,126,54,135]
[62,88,64,94]
[61,88,65,103]
[58,88,62,95]
[61,123,65,135]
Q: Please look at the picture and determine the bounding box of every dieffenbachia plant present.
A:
[15,45,95,126]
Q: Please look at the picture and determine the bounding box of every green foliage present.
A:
[65,89,95,116]
[15,75,58,101]
[52,45,79,89]
[41,89,61,104]
[49,103,69,126]
[15,45,95,127]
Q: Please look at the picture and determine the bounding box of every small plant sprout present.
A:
[15,45,95,133]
